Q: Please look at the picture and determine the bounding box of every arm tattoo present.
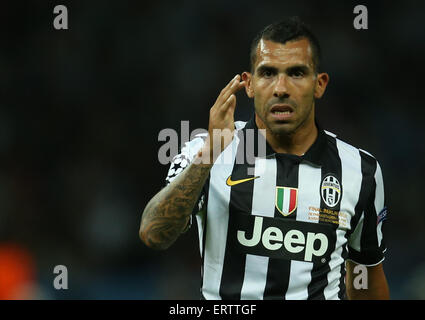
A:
[140,162,211,250]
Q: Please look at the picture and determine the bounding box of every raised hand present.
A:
[198,74,246,164]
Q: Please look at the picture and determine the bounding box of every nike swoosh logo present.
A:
[226,175,260,186]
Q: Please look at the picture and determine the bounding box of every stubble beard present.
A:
[256,99,315,140]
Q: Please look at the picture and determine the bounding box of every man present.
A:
[140,17,389,300]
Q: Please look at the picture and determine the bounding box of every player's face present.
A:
[243,38,329,137]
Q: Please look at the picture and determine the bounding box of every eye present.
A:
[258,67,276,78]
[263,69,273,78]
[289,68,305,78]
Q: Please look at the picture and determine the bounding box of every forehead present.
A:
[254,38,314,70]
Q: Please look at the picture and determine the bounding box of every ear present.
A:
[314,72,329,99]
[242,71,254,98]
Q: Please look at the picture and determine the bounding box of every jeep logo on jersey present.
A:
[233,213,335,263]
[275,187,297,216]
[321,175,342,207]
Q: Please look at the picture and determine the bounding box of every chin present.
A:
[269,123,297,136]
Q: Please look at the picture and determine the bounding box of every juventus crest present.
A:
[321,175,342,208]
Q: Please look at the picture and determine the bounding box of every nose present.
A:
[273,74,289,98]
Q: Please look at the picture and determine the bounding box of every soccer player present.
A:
[139,17,389,300]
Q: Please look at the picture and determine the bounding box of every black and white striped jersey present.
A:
[165,116,387,300]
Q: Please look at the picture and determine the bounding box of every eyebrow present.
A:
[287,64,311,73]
[256,65,278,74]
[256,63,311,74]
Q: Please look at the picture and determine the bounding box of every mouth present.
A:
[270,104,294,121]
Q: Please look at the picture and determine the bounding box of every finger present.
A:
[218,78,245,106]
[229,79,246,95]
[226,94,237,116]
[219,93,236,114]
[235,80,246,91]
[215,75,240,105]
[217,75,239,99]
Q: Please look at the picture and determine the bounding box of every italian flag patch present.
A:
[275,187,298,216]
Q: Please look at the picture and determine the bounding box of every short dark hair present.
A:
[250,17,322,73]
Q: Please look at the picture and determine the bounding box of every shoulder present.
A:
[323,129,384,181]
[324,129,379,164]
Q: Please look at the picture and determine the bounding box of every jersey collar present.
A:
[242,114,327,166]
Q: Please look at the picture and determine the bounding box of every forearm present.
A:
[346,276,390,299]
[346,261,390,300]
[347,282,390,300]
[140,156,212,250]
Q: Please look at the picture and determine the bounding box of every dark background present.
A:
[0,0,424,299]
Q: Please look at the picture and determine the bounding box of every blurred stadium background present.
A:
[0,0,424,299]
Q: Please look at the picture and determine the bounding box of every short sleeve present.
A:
[347,160,387,266]
[164,133,208,218]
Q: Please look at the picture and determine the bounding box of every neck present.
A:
[255,114,318,156]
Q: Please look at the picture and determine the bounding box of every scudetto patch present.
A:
[275,187,298,216]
